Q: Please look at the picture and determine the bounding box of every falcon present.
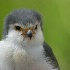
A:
[0,9,60,70]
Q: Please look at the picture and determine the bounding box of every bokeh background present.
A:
[0,0,70,70]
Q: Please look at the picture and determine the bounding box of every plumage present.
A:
[43,42,60,70]
[0,9,60,70]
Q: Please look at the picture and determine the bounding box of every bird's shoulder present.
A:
[0,40,15,52]
[43,42,60,70]
[0,40,5,47]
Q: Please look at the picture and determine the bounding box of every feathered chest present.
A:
[12,45,51,70]
[0,41,57,70]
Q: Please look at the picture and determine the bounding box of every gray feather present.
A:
[43,42,60,70]
[3,9,42,38]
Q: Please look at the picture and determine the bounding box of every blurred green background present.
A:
[0,0,70,70]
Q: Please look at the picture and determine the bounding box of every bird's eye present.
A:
[15,26,21,30]
[35,25,37,30]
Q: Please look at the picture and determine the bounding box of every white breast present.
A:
[0,40,58,70]
[12,45,58,70]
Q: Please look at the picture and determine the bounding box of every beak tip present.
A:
[30,38,32,40]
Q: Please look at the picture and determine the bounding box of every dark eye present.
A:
[35,25,37,30]
[15,26,21,30]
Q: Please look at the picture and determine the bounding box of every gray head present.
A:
[3,9,42,39]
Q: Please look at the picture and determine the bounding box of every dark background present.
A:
[0,0,70,70]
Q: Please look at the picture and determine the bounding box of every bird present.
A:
[0,9,60,70]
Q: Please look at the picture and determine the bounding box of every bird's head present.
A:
[3,9,44,46]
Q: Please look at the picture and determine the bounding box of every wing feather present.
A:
[43,42,60,70]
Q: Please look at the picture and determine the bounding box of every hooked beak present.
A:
[27,30,32,40]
